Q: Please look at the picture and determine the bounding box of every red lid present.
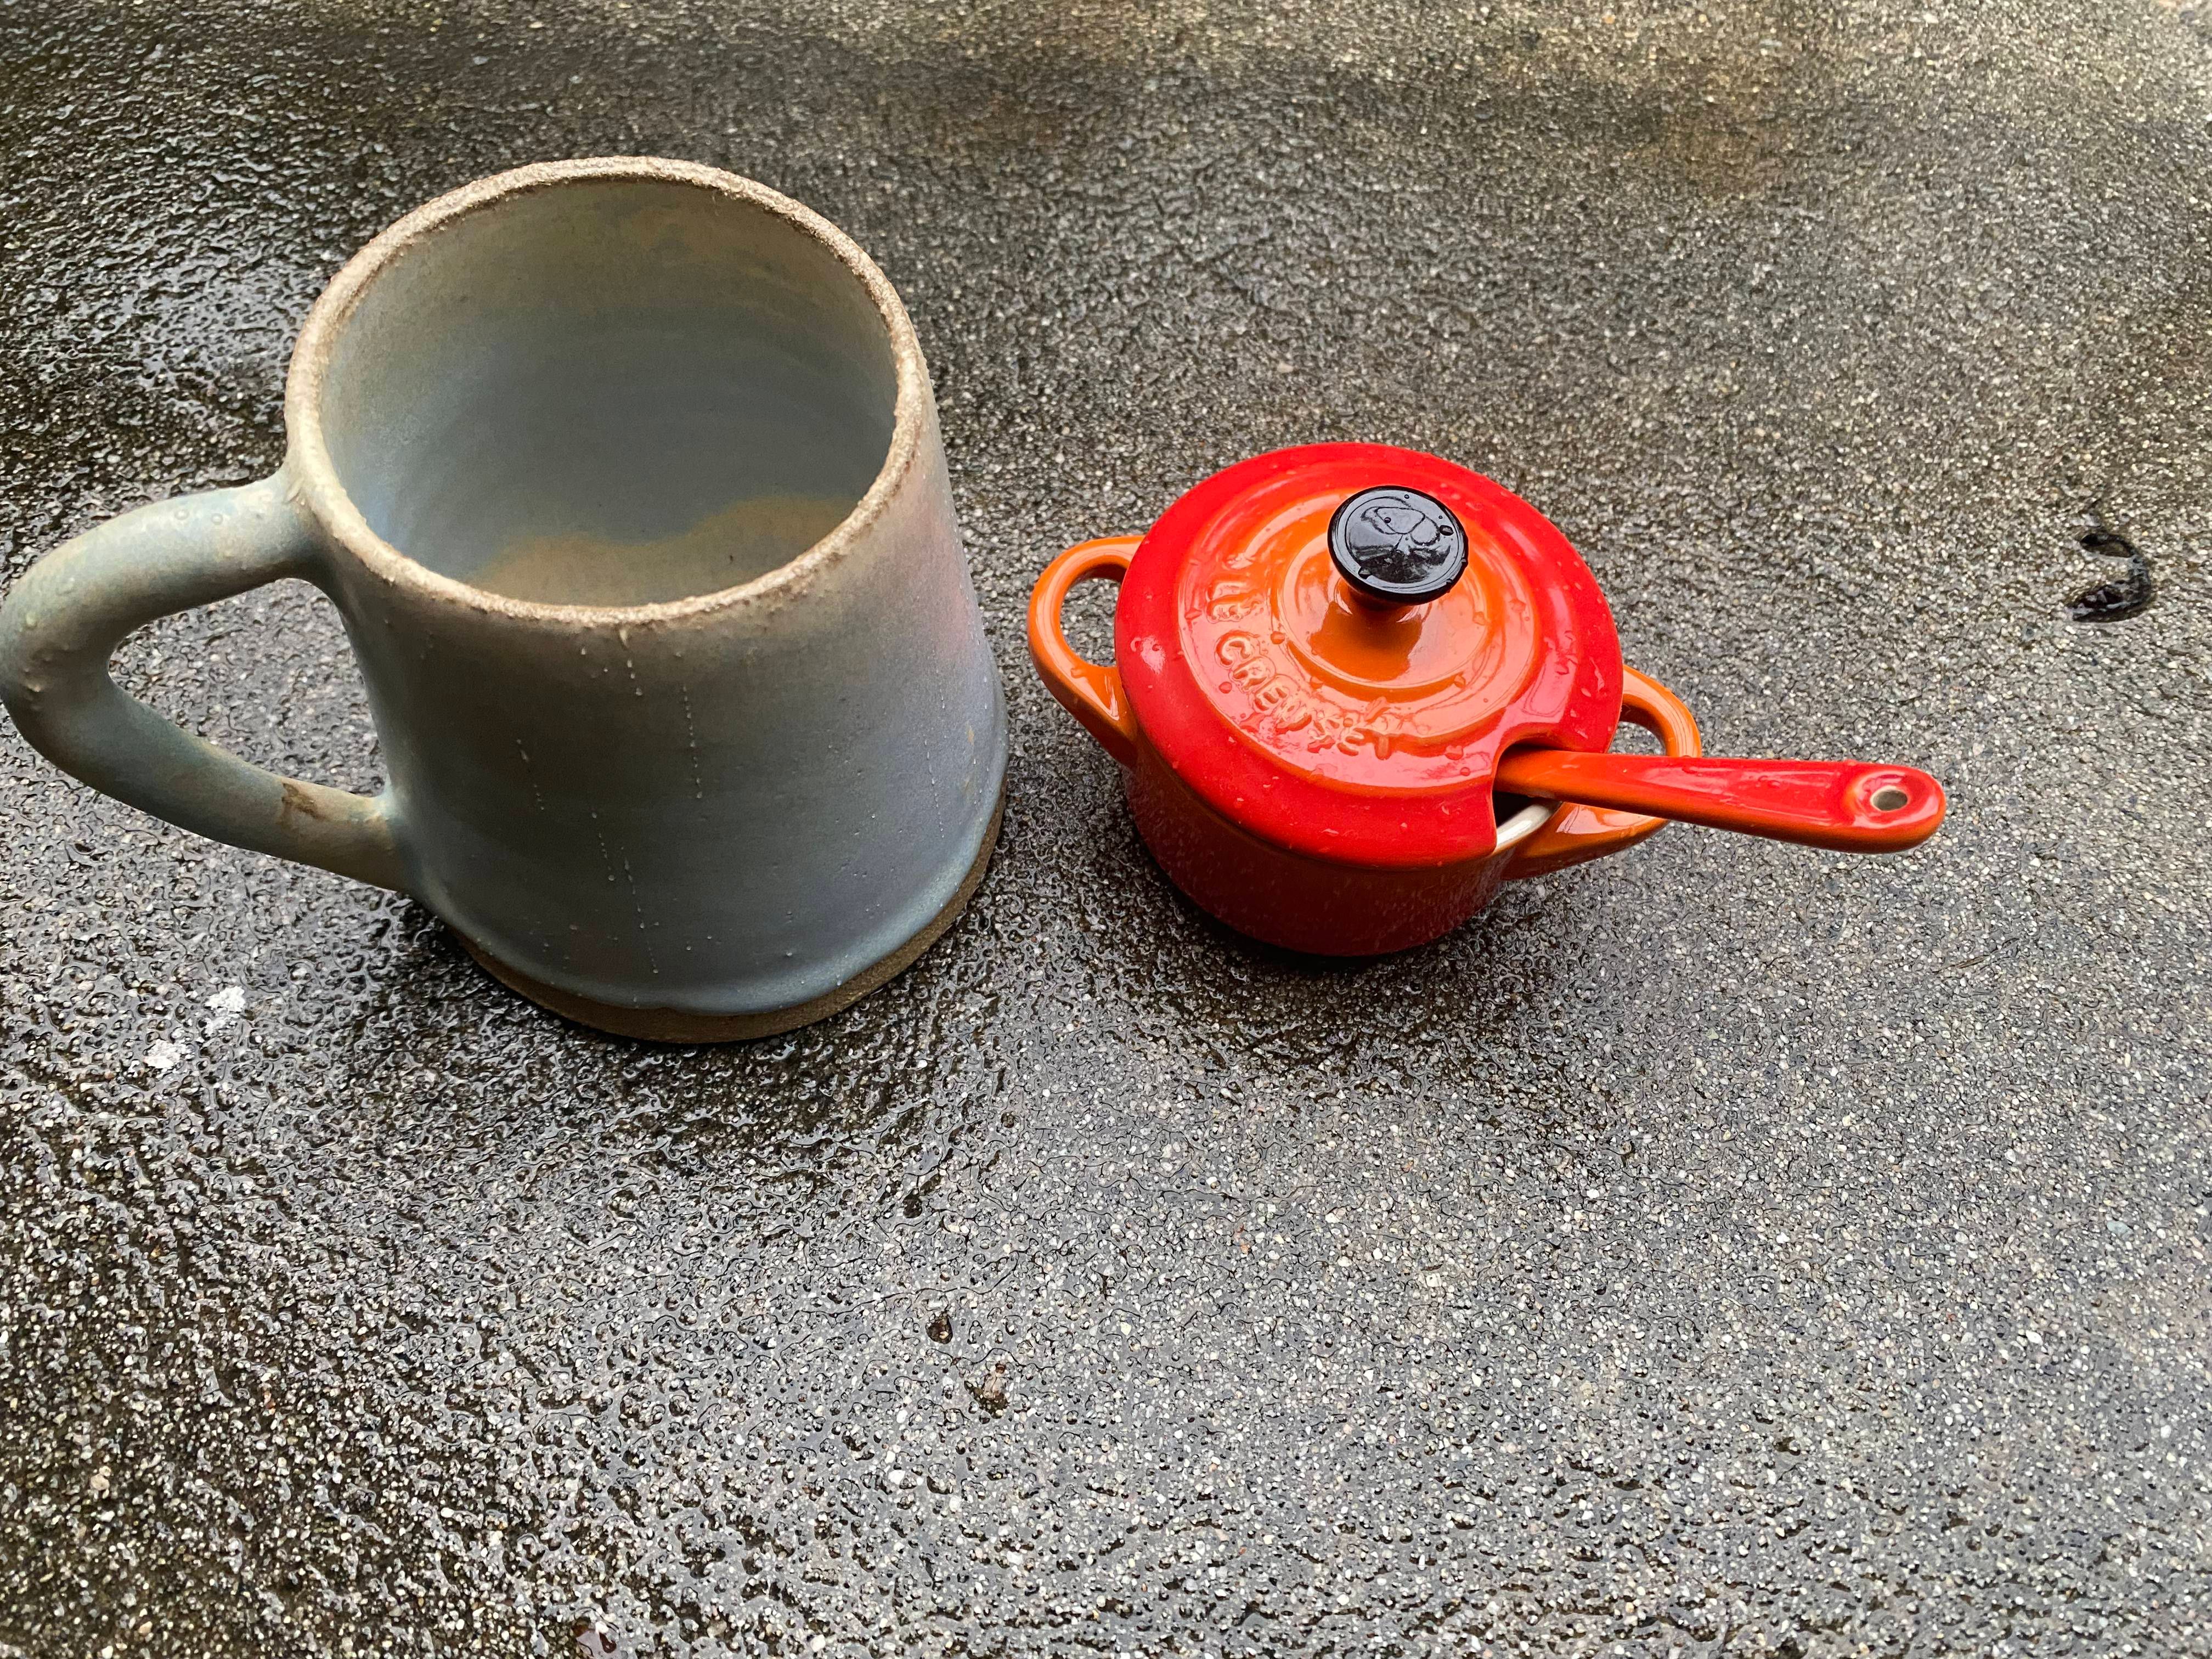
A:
[1116,443,1622,868]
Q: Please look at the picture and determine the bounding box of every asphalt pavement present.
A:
[2,1,2209,1654]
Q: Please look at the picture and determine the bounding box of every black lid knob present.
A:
[1327,486,1468,607]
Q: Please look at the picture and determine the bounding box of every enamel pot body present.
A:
[1028,445,1701,956]
[1116,736,1559,956]
[0,160,1007,1039]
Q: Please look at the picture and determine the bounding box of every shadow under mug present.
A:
[0,157,1007,1041]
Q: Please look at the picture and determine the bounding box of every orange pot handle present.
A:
[1506,665,1702,879]
[1027,537,1144,768]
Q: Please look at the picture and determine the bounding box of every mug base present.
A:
[457,790,1003,1042]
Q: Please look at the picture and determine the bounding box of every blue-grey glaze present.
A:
[0,160,1006,1028]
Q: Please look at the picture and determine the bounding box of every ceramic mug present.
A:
[0,158,1007,1040]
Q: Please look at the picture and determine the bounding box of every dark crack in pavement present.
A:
[2,2,2209,1655]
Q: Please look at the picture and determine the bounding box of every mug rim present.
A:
[283,156,930,625]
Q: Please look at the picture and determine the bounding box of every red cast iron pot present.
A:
[1027,443,1944,956]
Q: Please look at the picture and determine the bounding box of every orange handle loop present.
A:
[1026,537,1144,768]
[1505,666,1701,879]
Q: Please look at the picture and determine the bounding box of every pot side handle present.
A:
[0,472,410,891]
[1027,537,1144,768]
[1504,665,1701,880]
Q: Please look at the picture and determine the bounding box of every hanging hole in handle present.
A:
[1869,785,1911,812]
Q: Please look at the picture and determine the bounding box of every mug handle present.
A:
[1027,536,1144,767]
[0,471,410,890]
[1505,665,1701,879]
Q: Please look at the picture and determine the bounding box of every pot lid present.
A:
[1116,443,1622,867]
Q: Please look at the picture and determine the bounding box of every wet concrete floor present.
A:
[2,1,2210,1653]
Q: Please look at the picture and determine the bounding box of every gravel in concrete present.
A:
[2,1,2209,1654]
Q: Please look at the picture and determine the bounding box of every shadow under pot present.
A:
[1027,443,1944,956]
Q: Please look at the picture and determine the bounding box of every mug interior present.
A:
[312,175,899,606]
